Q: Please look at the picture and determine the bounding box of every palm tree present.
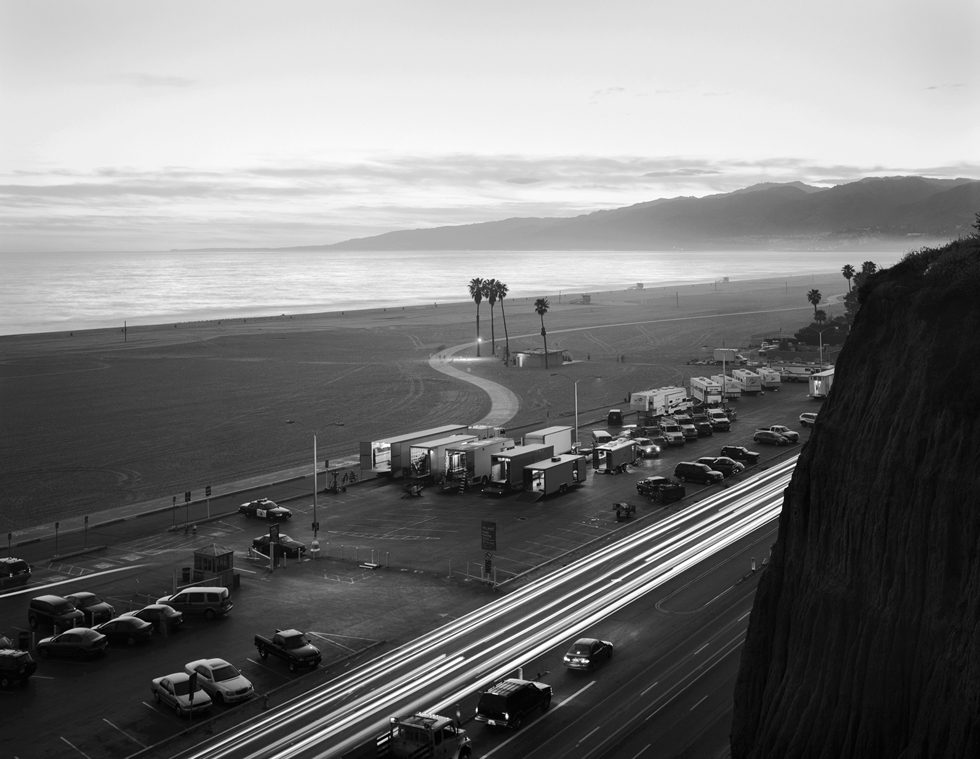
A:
[468,277,484,357]
[495,280,511,363]
[483,278,498,357]
[814,309,827,324]
[806,289,822,318]
[841,264,855,292]
[534,297,550,369]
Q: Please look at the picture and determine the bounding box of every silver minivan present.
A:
[157,587,233,619]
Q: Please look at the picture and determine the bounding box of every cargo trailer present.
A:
[525,453,588,497]
[482,443,555,496]
[440,436,515,492]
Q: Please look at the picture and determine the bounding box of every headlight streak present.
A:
[182,459,795,759]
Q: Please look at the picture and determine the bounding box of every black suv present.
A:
[720,445,760,465]
[65,591,115,626]
[0,557,31,590]
[0,647,36,688]
[475,678,552,729]
[27,595,84,631]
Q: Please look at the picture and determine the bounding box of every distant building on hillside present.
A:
[514,348,570,368]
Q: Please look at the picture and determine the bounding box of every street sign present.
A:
[184,491,191,503]
[205,485,212,497]
[481,520,497,551]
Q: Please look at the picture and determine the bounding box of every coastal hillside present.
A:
[311,176,978,251]
[730,236,980,758]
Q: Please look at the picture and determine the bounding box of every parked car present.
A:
[636,476,670,496]
[0,557,31,590]
[93,616,155,646]
[65,591,115,626]
[36,628,108,659]
[753,430,791,446]
[563,637,614,671]
[252,534,307,559]
[799,411,818,427]
[720,445,760,465]
[632,437,661,458]
[156,587,233,619]
[0,647,36,688]
[239,498,292,521]
[27,595,84,631]
[184,658,254,704]
[150,672,213,717]
[673,461,724,485]
[475,678,552,729]
[121,604,184,633]
[695,456,745,477]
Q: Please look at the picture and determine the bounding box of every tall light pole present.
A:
[551,374,599,451]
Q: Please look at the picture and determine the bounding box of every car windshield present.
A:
[282,635,308,649]
[569,643,593,655]
[211,664,239,681]
[52,600,75,613]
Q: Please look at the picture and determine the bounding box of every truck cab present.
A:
[385,712,471,759]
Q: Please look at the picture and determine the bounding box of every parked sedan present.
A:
[563,637,614,671]
[252,534,307,558]
[799,411,818,427]
[65,591,115,626]
[184,658,254,704]
[121,604,184,634]
[239,498,292,521]
[36,628,108,660]
[93,616,154,646]
[753,430,791,446]
[696,456,745,477]
[720,445,760,465]
[150,672,213,717]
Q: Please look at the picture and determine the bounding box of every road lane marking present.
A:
[59,737,93,758]
[640,680,659,696]
[103,718,146,748]
[689,694,709,711]
[629,745,653,759]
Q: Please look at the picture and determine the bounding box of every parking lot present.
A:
[1,383,816,757]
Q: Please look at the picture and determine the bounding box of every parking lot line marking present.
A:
[103,717,146,748]
[59,737,93,758]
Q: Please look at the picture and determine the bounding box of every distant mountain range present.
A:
[183,176,980,252]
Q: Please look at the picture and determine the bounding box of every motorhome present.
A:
[689,376,723,406]
[710,374,742,401]
[731,368,763,395]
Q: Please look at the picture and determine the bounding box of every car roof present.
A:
[32,594,70,604]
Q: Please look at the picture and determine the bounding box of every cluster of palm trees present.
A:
[467,277,552,366]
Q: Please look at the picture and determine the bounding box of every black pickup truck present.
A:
[254,629,322,672]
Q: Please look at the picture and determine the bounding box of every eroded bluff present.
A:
[731,239,980,759]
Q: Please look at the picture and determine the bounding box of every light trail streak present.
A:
[179,460,795,759]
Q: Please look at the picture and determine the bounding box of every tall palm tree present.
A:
[534,297,550,369]
[495,280,511,363]
[483,278,498,356]
[814,309,827,324]
[841,264,855,292]
[468,277,484,357]
[806,289,822,319]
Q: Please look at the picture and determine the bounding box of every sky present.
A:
[1,0,978,252]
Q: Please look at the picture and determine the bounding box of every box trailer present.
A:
[525,453,588,497]
[407,433,478,482]
[731,368,763,395]
[809,368,834,399]
[482,443,555,495]
[629,386,687,417]
[710,374,742,401]
[522,425,573,455]
[440,436,515,492]
[359,424,470,477]
[592,438,638,474]
[689,376,723,405]
[757,367,782,390]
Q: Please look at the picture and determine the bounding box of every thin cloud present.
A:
[122,73,197,88]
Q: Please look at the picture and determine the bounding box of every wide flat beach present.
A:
[1,272,844,531]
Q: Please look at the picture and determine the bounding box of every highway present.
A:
[168,458,794,759]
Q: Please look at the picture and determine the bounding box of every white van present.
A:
[157,586,233,619]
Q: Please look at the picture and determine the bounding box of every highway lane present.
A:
[167,458,795,759]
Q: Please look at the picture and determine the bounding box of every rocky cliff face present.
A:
[731,238,980,758]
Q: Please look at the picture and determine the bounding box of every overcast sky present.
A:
[2,0,978,252]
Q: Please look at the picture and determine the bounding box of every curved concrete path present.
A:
[429,344,521,429]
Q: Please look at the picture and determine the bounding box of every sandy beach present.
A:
[0,272,844,531]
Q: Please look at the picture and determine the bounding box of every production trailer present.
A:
[359,424,470,478]
[440,436,515,492]
[809,368,835,399]
[592,438,638,474]
[689,376,723,406]
[629,386,687,417]
[731,368,763,395]
[482,443,555,495]
[757,367,782,390]
[525,453,588,498]
[522,425,573,455]
[407,434,478,482]
[710,374,742,401]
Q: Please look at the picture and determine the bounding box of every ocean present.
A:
[0,248,908,336]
